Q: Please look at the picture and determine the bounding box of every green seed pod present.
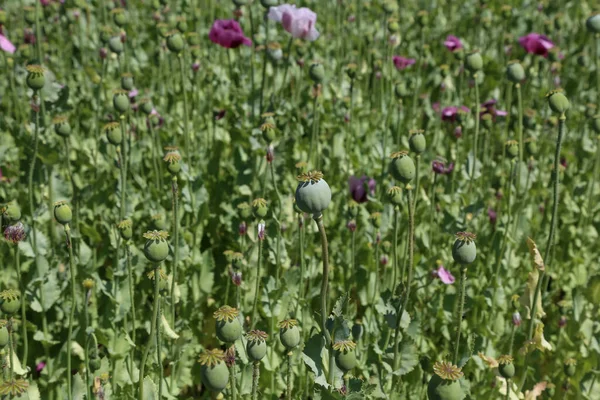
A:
[347,201,359,218]
[389,151,415,184]
[564,359,577,377]
[112,9,127,27]
[176,18,188,33]
[25,65,45,91]
[214,306,242,343]
[246,330,268,361]
[53,201,73,225]
[267,44,283,63]
[452,232,477,265]
[164,149,182,176]
[187,32,200,46]
[117,219,133,241]
[546,90,570,114]
[190,45,201,59]
[167,33,185,53]
[199,349,229,392]
[416,10,429,27]
[104,122,122,145]
[237,203,252,219]
[382,1,398,14]
[506,60,525,83]
[157,23,170,39]
[388,20,400,34]
[108,36,124,54]
[387,187,403,206]
[0,290,20,315]
[53,115,71,137]
[333,341,357,372]
[295,172,332,216]
[259,0,278,9]
[251,198,268,218]
[143,230,170,263]
[409,130,426,154]
[121,74,134,91]
[586,14,600,33]
[113,90,130,114]
[0,325,9,348]
[260,113,277,142]
[505,140,519,159]
[498,356,515,379]
[141,100,154,115]
[465,51,483,73]
[395,82,410,98]
[525,138,538,156]
[89,358,101,372]
[427,374,466,400]
[3,202,21,222]
[309,63,325,83]
[279,320,300,350]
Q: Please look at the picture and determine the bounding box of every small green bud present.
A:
[525,138,538,156]
[167,32,185,53]
[113,90,130,114]
[564,359,577,377]
[309,63,325,83]
[112,8,127,27]
[408,129,426,154]
[505,140,519,159]
[465,51,483,73]
[108,36,124,54]
[118,219,133,241]
[382,1,398,14]
[176,18,188,33]
[506,60,525,83]
[53,115,72,137]
[416,10,429,27]
[140,100,154,115]
[121,74,134,91]
[103,122,122,145]
[186,32,200,46]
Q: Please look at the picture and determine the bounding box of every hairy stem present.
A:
[65,224,77,400]
[453,267,467,365]
[251,361,260,400]
[251,239,263,329]
[139,263,161,399]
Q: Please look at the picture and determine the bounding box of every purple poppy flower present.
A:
[443,35,462,52]
[518,33,554,57]
[392,55,416,70]
[480,99,507,120]
[268,4,319,41]
[4,222,26,244]
[441,106,470,123]
[349,175,375,203]
[36,362,46,372]
[434,265,455,284]
[0,33,15,54]
[128,89,138,99]
[432,160,454,175]
[346,220,357,232]
[209,19,252,49]
[488,208,497,225]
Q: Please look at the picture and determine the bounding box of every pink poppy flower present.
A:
[0,33,16,54]
[434,265,455,284]
[348,175,376,203]
[268,4,319,41]
[443,35,462,52]
[441,106,469,122]
[392,55,416,70]
[480,99,507,119]
[208,19,252,49]
[518,33,554,57]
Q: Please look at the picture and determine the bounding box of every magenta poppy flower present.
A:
[518,33,554,57]
[0,33,15,54]
[434,265,455,284]
[268,4,319,41]
[443,35,462,52]
[441,106,469,122]
[208,19,252,49]
[348,175,375,203]
[392,55,416,70]
[432,160,454,175]
[480,99,507,119]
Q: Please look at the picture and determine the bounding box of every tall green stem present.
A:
[119,115,128,220]
[309,93,319,168]
[14,246,28,367]
[516,84,523,196]
[156,295,163,398]
[28,93,40,261]
[139,263,161,399]
[229,362,237,400]
[8,319,14,384]
[251,361,260,400]
[259,15,270,115]
[126,243,136,376]
[177,54,191,164]
[520,113,566,390]
[170,177,179,389]
[471,73,480,181]
[453,267,467,365]
[314,215,334,385]
[295,216,305,316]
[65,224,77,400]
[392,207,399,291]
[280,37,294,95]
[414,155,421,209]
[251,239,263,329]
[286,352,293,400]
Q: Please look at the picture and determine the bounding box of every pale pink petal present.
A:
[0,34,16,54]
[268,4,296,23]
[437,266,455,284]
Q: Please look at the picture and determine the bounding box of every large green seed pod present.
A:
[104,122,122,145]
[53,201,73,225]
[295,172,332,216]
[199,349,229,392]
[525,138,538,156]
[498,356,515,379]
[3,202,21,222]
[113,90,130,114]
[214,306,242,343]
[546,90,570,114]
[389,151,415,184]
[167,33,185,53]
[506,60,525,83]
[465,51,483,73]
[452,232,477,265]
[25,65,45,91]
[279,319,300,350]
[121,74,134,91]
[0,290,20,315]
[112,9,127,27]
[309,63,325,83]
[333,340,357,372]
[0,324,9,347]
[108,36,124,54]
[409,130,426,154]
[427,362,466,400]
[143,230,170,263]
[246,330,268,361]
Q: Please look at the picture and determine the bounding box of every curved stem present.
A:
[138,263,161,399]
[251,239,263,329]
[84,295,92,400]
[14,247,27,367]
[65,224,77,400]
[505,379,511,400]
[251,361,260,400]
[453,267,467,365]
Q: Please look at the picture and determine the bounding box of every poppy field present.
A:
[1,0,600,399]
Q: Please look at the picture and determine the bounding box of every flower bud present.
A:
[24,7,35,24]
[167,32,185,53]
[187,32,200,46]
[370,212,381,229]
[465,51,483,73]
[26,65,45,91]
[512,312,521,326]
[506,60,525,83]
[100,26,113,44]
[121,73,134,91]
[266,145,274,163]
[416,10,429,27]
[409,129,426,154]
[238,221,247,236]
[505,140,519,159]
[346,220,357,232]
[309,63,325,83]
[586,13,600,34]
[113,90,130,114]
[524,138,538,156]
[108,36,124,54]
[53,201,73,225]
[112,8,127,27]
[546,90,570,114]
[140,99,154,115]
